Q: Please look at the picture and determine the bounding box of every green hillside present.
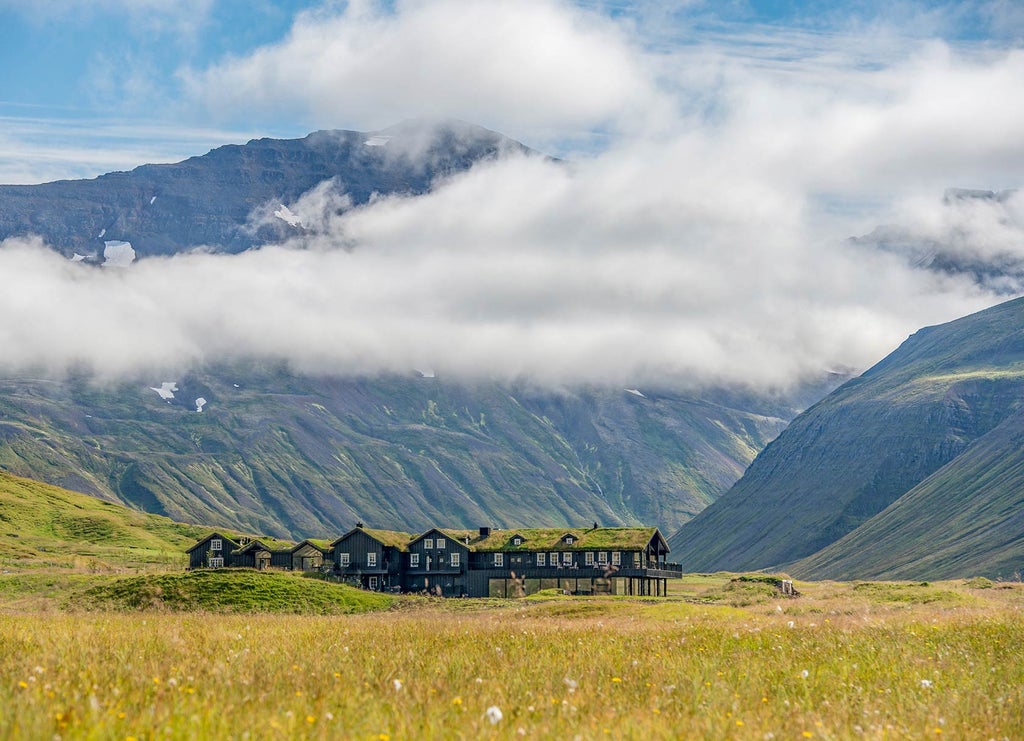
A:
[669,296,1024,576]
[791,404,1024,580]
[0,365,797,539]
[0,470,215,571]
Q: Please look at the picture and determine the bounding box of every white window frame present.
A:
[550,552,558,565]
[424,538,434,550]
[211,538,222,552]
[564,536,575,545]
[536,552,546,566]
[208,556,224,568]
[562,552,572,565]
[493,553,504,567]
[598,551,608,565]
[410,553,420,567]
[340,552,350,567]
[436,538,445,549]
[612,551,621,566]
[367,552,378,567]
[369,576,378,590]
[450,552,460,567]
[585,551,595,566]
[633,552,641,566]
[513,537,522,546]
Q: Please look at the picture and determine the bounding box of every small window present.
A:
[410,553,420,567]
[436,538,445,549]
[585,551,595,566]
[340,552,350,567]
[450,552,460,567]
[564,536,575,545]
[424,538,434,550]
[208,556,224,568]
[536,552,546,566]
[369,576,378,590]
[633,552,641,566]
[513,537,522,546]
[598,551,608,564]
[562,552,572,565]
[211,539,222,552]
[612,551,621,566]
[550,552,558,565]
[493,553,504,567]
[367,552,378,567]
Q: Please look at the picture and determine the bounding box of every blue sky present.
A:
[1,1,1021,183]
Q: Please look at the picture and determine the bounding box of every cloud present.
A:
[183,0,667,142]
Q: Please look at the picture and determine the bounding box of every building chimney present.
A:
[479,526,491,538]
[356,522,364,529]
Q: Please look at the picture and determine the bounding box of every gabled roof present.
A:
[470,527,665,552]
[290,538,331,554]
[186,532,241,553]
[232,538,291,556]
[332,527,415,551]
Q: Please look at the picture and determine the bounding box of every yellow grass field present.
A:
[2,575,1023,740]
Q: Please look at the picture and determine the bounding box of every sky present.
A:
[1,0,1024,389]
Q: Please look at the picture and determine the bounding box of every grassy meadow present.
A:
[2,573,1023,740]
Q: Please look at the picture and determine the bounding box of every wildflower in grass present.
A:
[393,679,403,691]
[611,677,622,683]
[801,670,810,679]
[563,677,578,693]
[18,681,28,689]
[920,679,933,688]
[485,706,503,725]
[452,696,462,706]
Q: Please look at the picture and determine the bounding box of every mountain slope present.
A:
[0,469,207,570]
[791,402,1024,580]
[0,120,530,258]
[669,296,1024,573]
[0,367,791,539]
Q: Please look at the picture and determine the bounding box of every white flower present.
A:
[563,677,578,693]
[486,706,503,725]
[801,670,809,679]
[920,679,933,688]
[392,679,402,691]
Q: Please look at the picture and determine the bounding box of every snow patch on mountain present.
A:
[195,397,207,412]
[273,204,303,227]
[364,135,391,147]
[625,388,646,398]
[150,382,178,400]
[102,240,135,267]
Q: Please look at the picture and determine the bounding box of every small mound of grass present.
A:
[72,569,394,614]
[852,581,968,605]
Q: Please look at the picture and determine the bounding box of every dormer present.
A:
[561,533,576,546]
[509,533,525,547]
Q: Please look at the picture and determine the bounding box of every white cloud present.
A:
[184,0,667,142]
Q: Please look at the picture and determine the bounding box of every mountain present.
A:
[669,296,1024,578]
[0,119,530,259]
[0,365,794,539]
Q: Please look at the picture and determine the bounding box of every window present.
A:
[424,538,434,550]
[598,551,608,564]
[633,552,641,566]
[564,536,575,545]
[562,552,572,565]
[410,553,420,567]
[208,556,224,568]
[211,539,222,552]
[493,553,504,567]
[340,552,350,567]
[369,576,378,590]
[536,552,546,566]
[513,537,522,546]
[550,553,558,566]
[436,538,445,549]
[450,553,460,567]
[612,551,621,566]
[585,551,595,566]
[367,552,378,567]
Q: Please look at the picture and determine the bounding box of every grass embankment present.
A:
[2,579,1023,739]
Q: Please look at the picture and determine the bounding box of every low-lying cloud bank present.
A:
[3,0,1024,389]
